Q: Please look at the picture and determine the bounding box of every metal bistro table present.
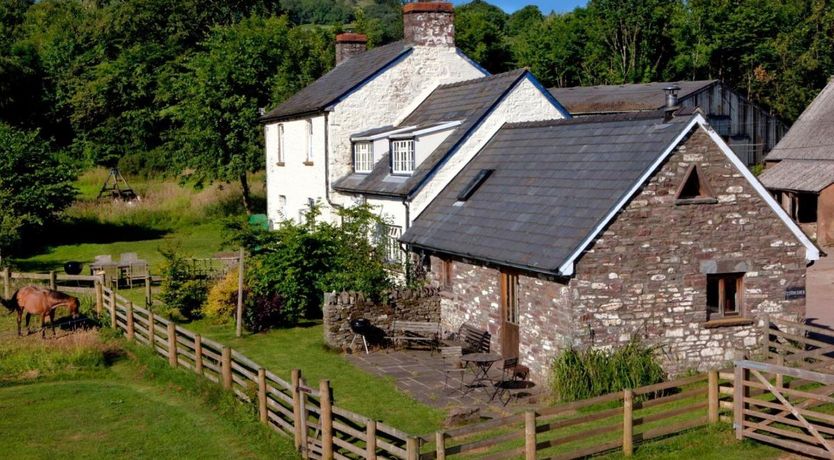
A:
[461,352,502,391]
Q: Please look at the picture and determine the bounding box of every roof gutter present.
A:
[259,108,326,125]
[404,242,569,280]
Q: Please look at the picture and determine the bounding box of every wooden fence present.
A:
[4,269,755,459]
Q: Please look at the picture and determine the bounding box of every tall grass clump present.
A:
[551,338,665,402]
[0,330,122,382]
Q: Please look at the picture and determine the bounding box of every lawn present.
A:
[0,315,296,460]
[187,319,446,435]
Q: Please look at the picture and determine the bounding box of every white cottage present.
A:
[261,1,568,262]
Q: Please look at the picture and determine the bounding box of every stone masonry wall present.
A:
[569,127,806,375]
[428,126,808,380]
[323,288,441,349]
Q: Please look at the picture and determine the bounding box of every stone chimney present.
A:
[335,33,368,65]
[403,1,454,47]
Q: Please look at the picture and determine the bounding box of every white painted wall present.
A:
[265,115,331,224]
[265,46,485,227]
[415,127,455,166]
[410,76,566,219]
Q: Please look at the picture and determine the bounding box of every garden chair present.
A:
[491,357,534,406]
[119,252,139,264]
[100,264,121,290]
[128,262,149,289]
[440,346,466,392]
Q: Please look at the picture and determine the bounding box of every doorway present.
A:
[500,271,520,358]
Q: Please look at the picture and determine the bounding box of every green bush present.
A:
[158,246,208,320]
[550,338,665,402]
[227,203,392,331]
[201,269,239,322]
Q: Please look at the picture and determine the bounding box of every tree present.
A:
[454,0,512,74]
[0,123,75,257]
[166,15,331,212]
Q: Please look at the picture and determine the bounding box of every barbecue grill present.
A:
[349,318,372,354]
[64,261,82,276]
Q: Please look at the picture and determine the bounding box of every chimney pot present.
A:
[403,2,454,47]
[663,85,681,122]
[335,33,368,65]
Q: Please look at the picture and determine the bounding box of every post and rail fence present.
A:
[12,270,834,459]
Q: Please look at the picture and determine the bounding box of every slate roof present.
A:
[260,41,412,122]
[333,69,532,197]
[765,78,834,161]
[758,160,834,192]
[549,80,717,114]
[400,113,698,275]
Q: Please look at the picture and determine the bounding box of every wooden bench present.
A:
[390,321,442,351]
[442,322,491,354]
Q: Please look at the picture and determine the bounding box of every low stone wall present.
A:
[323,288,441,349]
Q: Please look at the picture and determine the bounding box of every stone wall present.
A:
[323,288,441,349]
[427,126,808,380]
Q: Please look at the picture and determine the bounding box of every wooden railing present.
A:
[419,372,726,460]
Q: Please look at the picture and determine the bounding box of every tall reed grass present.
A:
[550,338,665,402]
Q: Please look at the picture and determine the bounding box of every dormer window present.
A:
[353,142,373,173]
[391,139,415,175]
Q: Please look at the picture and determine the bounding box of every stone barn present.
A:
[401,111,819,380]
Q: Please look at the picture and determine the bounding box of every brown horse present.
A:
[2,285,80,337]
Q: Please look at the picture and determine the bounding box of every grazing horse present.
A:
[2,285,79,337]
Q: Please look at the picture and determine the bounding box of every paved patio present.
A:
[345,348,542,418]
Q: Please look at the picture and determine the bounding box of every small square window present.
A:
[391,139,415,175]
[276,124,285,164]
[353,142,373,173]
[706,273,744,320]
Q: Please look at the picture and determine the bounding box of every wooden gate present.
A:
[734,360,834,458]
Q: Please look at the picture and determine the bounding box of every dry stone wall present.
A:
[323,288,441,349]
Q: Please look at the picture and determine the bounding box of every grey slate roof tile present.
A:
[400,113,697,275]
[333,69,530,197]
[765,78,834,162]
[548,80,716,114]
[260,41,412,122]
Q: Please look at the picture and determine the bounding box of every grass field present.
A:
[0,315,296,459]
[188,319,446,436]
[11,168,265,273]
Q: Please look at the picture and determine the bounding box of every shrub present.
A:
[550,338,665,402]
[243,292,285,333]
[158,246,208,320]
[202,269,240,322]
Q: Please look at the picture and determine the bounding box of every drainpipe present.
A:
[323,111,343,213]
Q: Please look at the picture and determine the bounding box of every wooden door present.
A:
[500,271,520,358]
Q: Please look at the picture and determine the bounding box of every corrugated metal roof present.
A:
[400,113,696,274]
[759,160,834,192]
[333,69,529,197]
[260,41,412,122]
[548,80,716,114]
[766,78,834,161]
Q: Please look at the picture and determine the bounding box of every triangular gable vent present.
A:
[675,164,717,204]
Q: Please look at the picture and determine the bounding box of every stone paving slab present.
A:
[345,348,542,419]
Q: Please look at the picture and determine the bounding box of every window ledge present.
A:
[676,197,718,206]
[703,317,754,329]
[303,161,314,166]
[276,162,285,167]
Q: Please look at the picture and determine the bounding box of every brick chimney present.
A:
[403,1,454,47]
[335,33,368,65]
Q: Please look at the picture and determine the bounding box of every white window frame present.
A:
[384,225,403,263]
[305,120,313,163]
[391,139,415,175]
[275,124,285,164]
[353,142,373,173]
[277,195,287,219]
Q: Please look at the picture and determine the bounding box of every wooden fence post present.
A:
[435,431,447,460]
[3,267,10,300]
[320,379,333,460]
[221,347,232,390]
[406,437,419,460]
[148,308,155,349]
[145,280,152,308]
[300,377,309,458]
[775,353,784,389]
[623,389,634,457]
[258,368,268,424]
[708,370,719,424]
[525,410,536,460]
[194,334,203,375]
[109,290,116,329]
[761,313,770,358]
[126,302,135,341]
[236,247,244,338]
[292,369,303,452]
[49,270,56,290]
[94,280,103,318]
[167,323,178,367]
[366,420,377,460]
[734,365,747,440]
